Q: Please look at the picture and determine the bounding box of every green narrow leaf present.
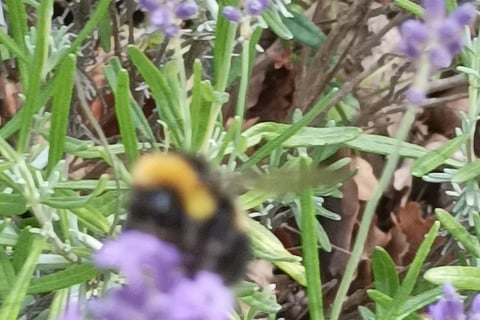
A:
[213,5,238,91]
[367,289,433,320]
[424,266,480,290]
[367,289,391,309]
[411,134,467,177]
[241,89,338,169]
[47,54,76,174]
[299,156,324,319]
[47,289,69,320]
[191,76,230,151]
[344,134,462,167]
[453,159,480,182]
[190,60,209,151]
[372,247,400,296]
[242,123,360,148]
[11,228,35,273]
[281,10,325,49]
[246,218,306,285]
[435,208,480,257]
[0,70,56,140]
[98,9,112,52]
[262,8,294,40]
[5,0,29,88]
[358,306,375,320]
[446,0,457,13]
[114,69,139,165]
[68,0,111,54]
[0,248,15,299]
[43,176,109,209]
[0,193,27,216]
[0,235,45,320]
[68,206,110,233]
[102,58,156,146]
[399,287,442,319]
[127,45,183,145]
[0,30,28,63]
[17,0,54,152]
[28,263,100,294]
[383,221,440,318]
[394,0,423,17]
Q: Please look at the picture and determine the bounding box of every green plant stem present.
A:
[201,22,237,152]
[329,106,417,320]
[0,235,46,320]
[0,137,79,262]
[228,34,251,168]
[0,30,28,63]
[173,38,191,150]
[300,156,324,319]
[466,42,479,163]
[5,0,29,88]
[17,0,53,153]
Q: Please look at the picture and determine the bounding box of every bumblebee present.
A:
[125,152,250,284]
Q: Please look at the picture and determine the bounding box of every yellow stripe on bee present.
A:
[131,153,216,221]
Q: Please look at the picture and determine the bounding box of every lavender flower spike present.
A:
[245,0,270,16]
[137,0,198,37]
[398,0,476,106]
[60,230,235,320]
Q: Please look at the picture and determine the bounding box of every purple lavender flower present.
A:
[174,1,198,20]
[223,6,242,23]
[469,295,480,320]
[398,0,476,106]
[429,284,465,320]
[222,0,270,23]
[428,284,480,320]
[93,230,182,291]
[58,304,83,320]
[60,230,234,320]
[137,0,198,37]
[245,0,270,16]
[169,271,234,319]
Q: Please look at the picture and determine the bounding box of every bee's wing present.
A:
[222,164,355,195]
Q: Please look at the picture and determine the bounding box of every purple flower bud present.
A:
[398,20,428,58]
[138,0,160,11]
[57,304,82,320]
[163,23,181,37]
[429,46,453,68]
[469,294,480,319]
[174,1,198,20]
[437,18,462,41]
[429,284,465,320]
[451,3,476,26]
[223,6,242,22]
[422,0,446,21]
[245,0,270,16]
[150,8,171,27]
[406,87,427,106]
